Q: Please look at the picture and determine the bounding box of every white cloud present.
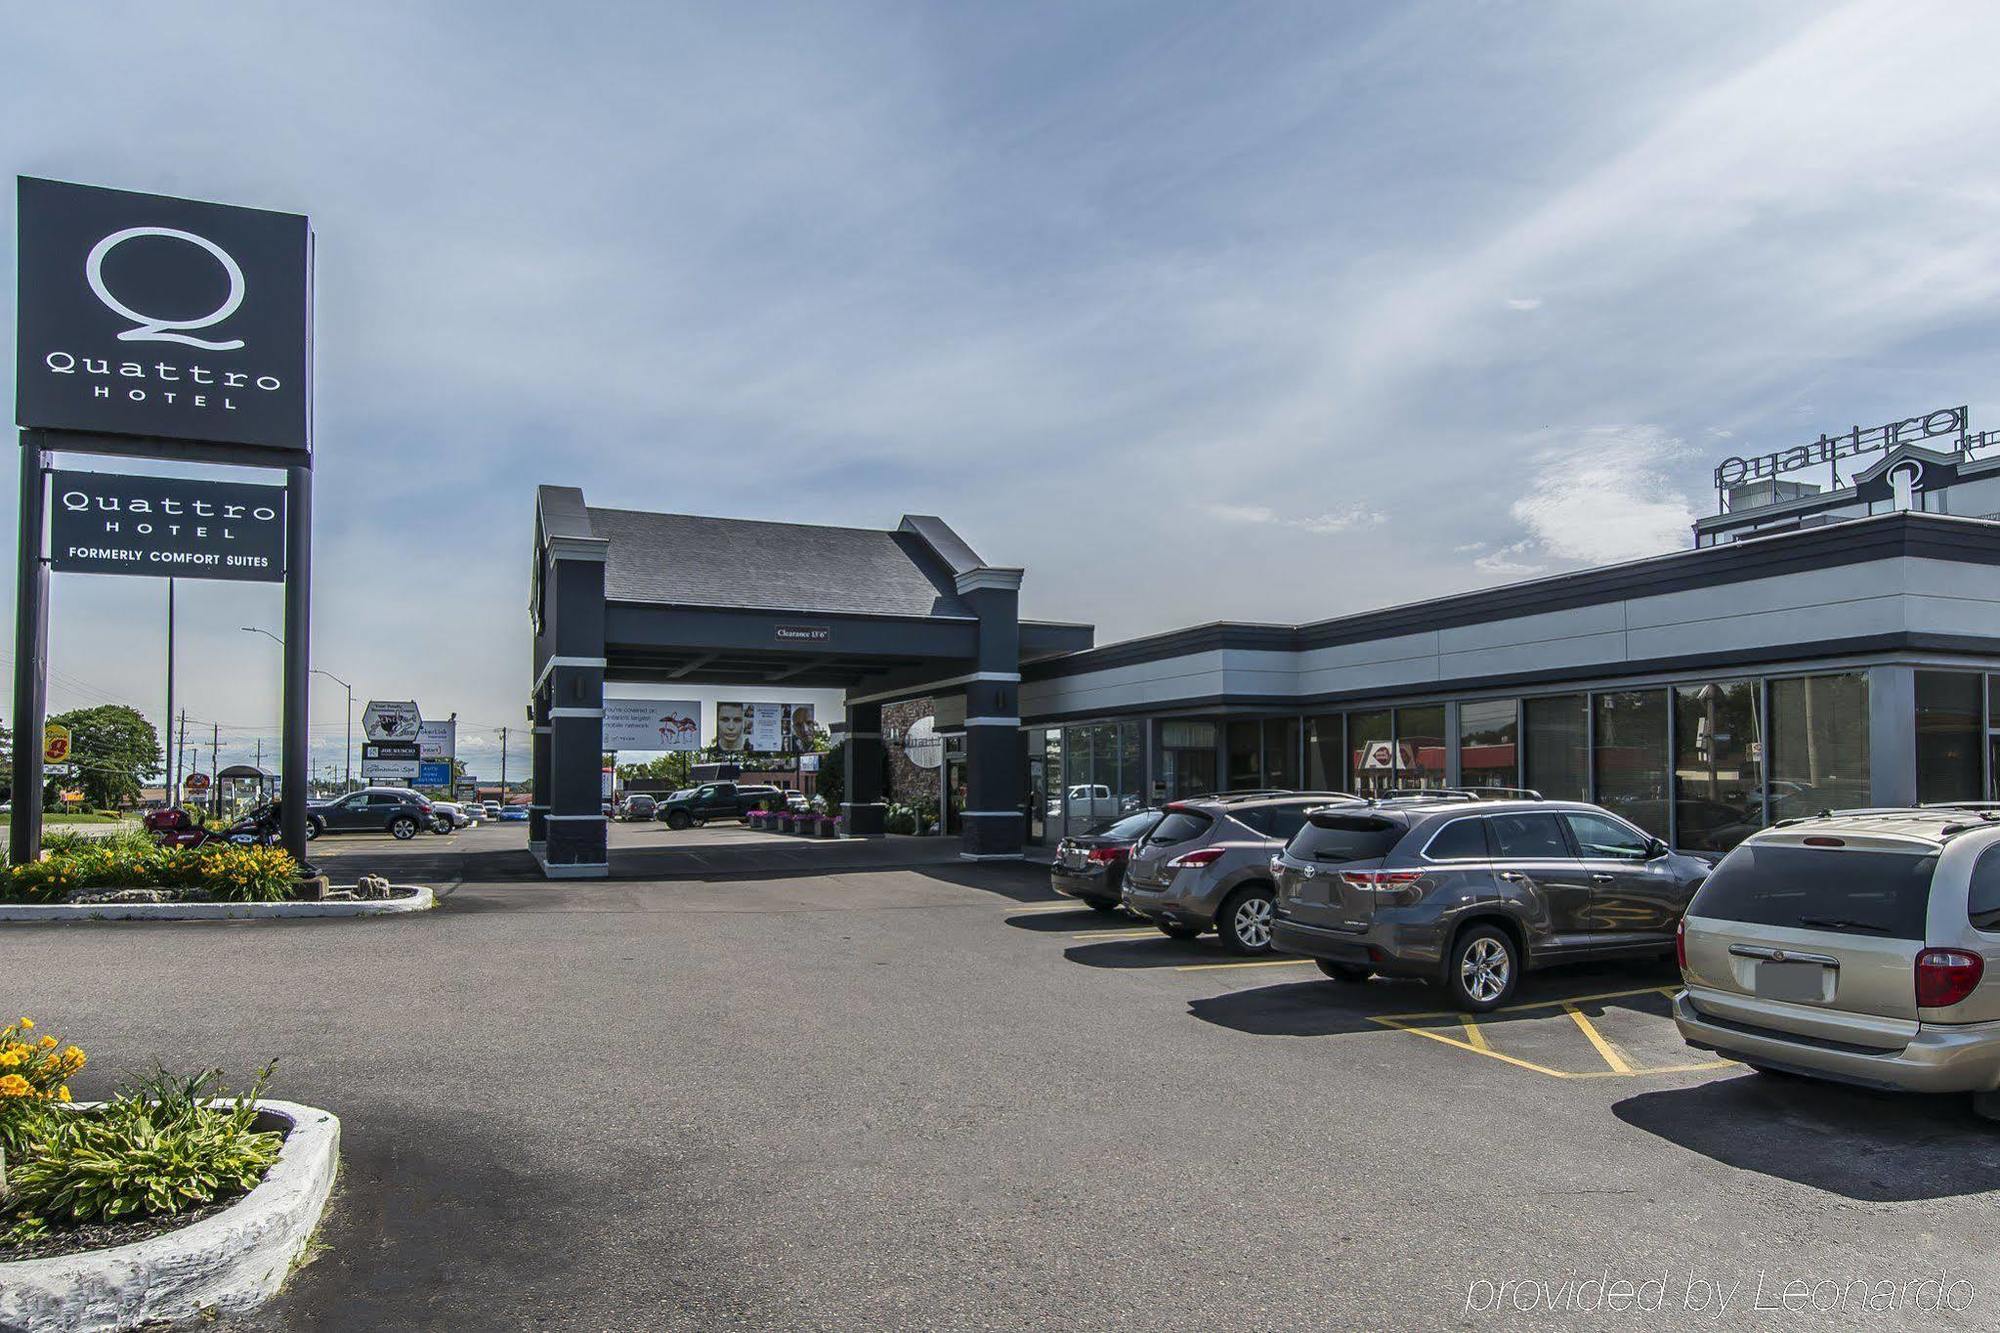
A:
[1505,427,1697,565]
[1207,502,1386,535]
[1473,541,1545,576]
[1504,297,1543,311]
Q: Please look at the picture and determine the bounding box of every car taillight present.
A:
[1337,869,1423,890]
[1675,919,1687,971]
[1269,856,1284,876]
[1166,847,1225,870]
[1085,847,1121,865]
[1916,949,1985,1008]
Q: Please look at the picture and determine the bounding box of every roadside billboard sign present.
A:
[361,740,419,781]
[41,724,70,765]
[362,700,422,742]
[49,470,285,582]
[416,719,456,761]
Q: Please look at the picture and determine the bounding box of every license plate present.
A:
[1756,961,1826,1002]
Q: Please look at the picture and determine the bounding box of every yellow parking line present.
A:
[1369,1018,1575,1078]
[1069,928,1159,940]
[1383,984,1675,1023]
[1009,901,1091,914]
[1462,1020,1491,1052]
[1563,1002,1633,1075]
[1174,958,1317,972]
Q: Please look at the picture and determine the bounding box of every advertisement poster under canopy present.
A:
[603,698,702,752]
[714,702,817,754]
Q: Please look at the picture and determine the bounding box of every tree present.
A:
[48,705,162,810]
[616,752,693,787]
[816,742,845,810]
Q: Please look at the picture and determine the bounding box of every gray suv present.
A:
[1122,792,1354,952]
[1270,794,1711,1011]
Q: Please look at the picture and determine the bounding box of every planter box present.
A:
[0,1099,340,1331]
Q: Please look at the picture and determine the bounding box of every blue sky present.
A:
[6,1,2000,778]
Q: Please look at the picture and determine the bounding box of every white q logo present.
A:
[85,226,246,350]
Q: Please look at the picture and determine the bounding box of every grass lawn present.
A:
[0,812,129,824]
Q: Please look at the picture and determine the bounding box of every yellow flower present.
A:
[57,1085,71,1101]
[0,1049,22,1068]
[61,1045,85,1069]
[0,1073,31,1098]
[38,1035,56,1050]
[18,1018,32,1030]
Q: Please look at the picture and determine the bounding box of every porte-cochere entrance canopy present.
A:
[530,486,1091,877]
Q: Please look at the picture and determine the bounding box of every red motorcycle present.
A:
[144,803,283,849]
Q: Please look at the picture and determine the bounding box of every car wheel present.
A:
[1156,922,1202,940]
[1316,959,1371,983]
[665,811,692,830]
[390,817,419,840]
[1216,885,1277,955]
[1445,924,1519,1013]
[432,817,451,835]
[304,819,321,841]
[1973,1090,2000,1123]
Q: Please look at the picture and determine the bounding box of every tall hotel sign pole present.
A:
[12,177,315,865]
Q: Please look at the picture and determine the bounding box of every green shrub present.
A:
[4,1065,282,1231]
[0,844,298,904]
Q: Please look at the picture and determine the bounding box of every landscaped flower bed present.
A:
[0,1018,280,1258]
[0,832,297,906]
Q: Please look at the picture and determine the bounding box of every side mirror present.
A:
[1646,837,1669,860]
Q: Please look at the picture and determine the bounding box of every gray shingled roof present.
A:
[587,508,973,619]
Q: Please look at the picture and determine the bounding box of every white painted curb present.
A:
[0,1098,340,1331]
[0,884,434,922]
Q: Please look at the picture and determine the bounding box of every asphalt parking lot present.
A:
[6,822,1996,1329]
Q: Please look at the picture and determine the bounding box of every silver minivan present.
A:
[1674,808,2000,1119]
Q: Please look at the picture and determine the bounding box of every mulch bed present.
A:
[0,1195,239,1263]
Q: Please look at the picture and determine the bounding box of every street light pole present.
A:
[242,627,355,794]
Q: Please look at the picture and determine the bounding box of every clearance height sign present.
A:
[48,470,284,582]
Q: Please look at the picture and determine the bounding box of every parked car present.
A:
[496,804,528,822]
[429,800,470,832]
[654,782,785,829]
[1270,792,1711,1011]
[1122,792,1354,952]
[1051,809,1161,913]
[482,800,502,818]
[305,787,440,841]
[617,794,658,822]
[1673,808,2000,1119]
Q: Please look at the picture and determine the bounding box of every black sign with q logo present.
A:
[14,177,312,455]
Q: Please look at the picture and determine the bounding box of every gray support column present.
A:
[534,520,609,878]
[956,570,1025,859]
[279,465,311,864]
[843,700,886,835]
[1869,664,1919,808]
[10,439,47,866]
[529,687,551,849]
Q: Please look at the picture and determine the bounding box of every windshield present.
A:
[1090,811,1159,840]
[1145,810,1213,846]
[1288,812,1404,862]
[1689,842,1937,939]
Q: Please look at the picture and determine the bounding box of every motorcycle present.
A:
[143,801,284,850]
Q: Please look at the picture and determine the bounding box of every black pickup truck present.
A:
[655,782,786,829]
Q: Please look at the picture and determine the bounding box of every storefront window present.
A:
[1917,671,1982,804]
[1593,691,1670,837]
[1266,717,1300,791]
[1028,729,1057,843]
[1159,720,1217,801]
[1306,715,1345,792]
[1226,720,1261,791]
[1458,699,1518,791]
[1396,705,1447,789]
[1118,721,1145,811]
[1769,673,1870,820]
[1349,708,1395,796]
[1523,695,1587,801]
[1673,681,1763,854]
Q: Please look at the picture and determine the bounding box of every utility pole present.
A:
[499,726,508,792]
[176,711,188,806]
[211,722,220,820]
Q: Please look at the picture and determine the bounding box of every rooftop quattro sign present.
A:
[15,176,312,455]
[49,470,284,582]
